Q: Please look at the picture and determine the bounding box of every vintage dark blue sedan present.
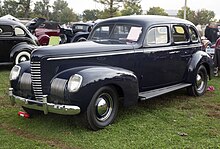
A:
[9,15,214,130]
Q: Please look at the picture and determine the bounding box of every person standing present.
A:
[205,23,219,44]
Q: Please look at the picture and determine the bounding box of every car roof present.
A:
[98,15,194,26]
[0,18,25,26]
[73,22,94,26]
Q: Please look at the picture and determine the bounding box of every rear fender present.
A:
[186,51,214,84]
[38,34,50,46]
[10,42,36,61]
[51,66,139,112]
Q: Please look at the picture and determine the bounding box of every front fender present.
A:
[50,66,138,112]
[10,61,31,91]
[38,34,50,45]
[186,51,214,84]
[10,43,36,61]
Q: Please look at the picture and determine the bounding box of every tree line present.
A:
[0,0,218,25]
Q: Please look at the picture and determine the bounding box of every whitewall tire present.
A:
[15,51,30,64]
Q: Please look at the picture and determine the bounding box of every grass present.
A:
[0,65,220,148]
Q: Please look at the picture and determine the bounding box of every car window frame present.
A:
[171,24,190,45]
[14,26,26,37]
[89,22,143,43]
[0,25,14,37]
[143,24,171,47]
[90,23,114,40]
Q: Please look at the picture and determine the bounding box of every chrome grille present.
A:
[31,61,43,99]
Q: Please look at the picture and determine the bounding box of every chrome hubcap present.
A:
[96,93,113,121]
[196,74,204,91]
[19,56,28,62]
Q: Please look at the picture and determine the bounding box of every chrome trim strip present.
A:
[134,43,202,53]
[47,43,201,61]
[9,88,80,115]
[47,50,135,61]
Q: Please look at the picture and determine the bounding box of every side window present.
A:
[146,26,169,45]
[172,25,188,43]
[0,25,13,36]
[14,27,25,36]
[189,27,199,42]
[91,25,112,40]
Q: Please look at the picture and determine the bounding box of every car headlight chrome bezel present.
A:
[9,65,21,81]
[67,74,83,93]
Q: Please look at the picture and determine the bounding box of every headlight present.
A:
[9,65,21,81]
[67,74,83,92]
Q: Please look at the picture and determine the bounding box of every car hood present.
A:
[32,41,135,60]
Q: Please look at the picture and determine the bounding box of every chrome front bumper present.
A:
[9,88,80,115]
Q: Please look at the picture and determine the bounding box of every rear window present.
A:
[14,27,26,36]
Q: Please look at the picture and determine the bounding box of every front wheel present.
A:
[187,65,208,96]
[85,86,119,130]
[14,51,30,64]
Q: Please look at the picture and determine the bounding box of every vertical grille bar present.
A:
[31,61,43,100]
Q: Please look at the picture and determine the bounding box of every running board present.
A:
[0,62,13,66]
[139,83,191,101]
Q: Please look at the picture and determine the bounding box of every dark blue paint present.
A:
[11,15,214,113]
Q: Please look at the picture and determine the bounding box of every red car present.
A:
[26,18,60,46]
[26,18,94,46]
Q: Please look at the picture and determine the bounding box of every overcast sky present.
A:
[48,0,220,19]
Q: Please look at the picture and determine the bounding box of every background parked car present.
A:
[70,22,94,42]
[26,18,94,45]
[26,18,60,46]
[0,18,37,65]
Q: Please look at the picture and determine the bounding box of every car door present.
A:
[0,25,14,63]
[140,24,191,91]
[171,24,197,82]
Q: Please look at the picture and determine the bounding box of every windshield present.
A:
[89,24,143,44]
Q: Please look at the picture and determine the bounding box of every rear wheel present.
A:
[85,86,119,130]
[187,65,208,96]
[77,37,87,42]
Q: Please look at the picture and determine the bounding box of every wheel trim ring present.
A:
[196,73,205,92]
[95,93,113,122]
[15,51,30,64]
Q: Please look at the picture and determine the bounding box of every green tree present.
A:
[195,9,215,25]
[121,0,142,16]
[177,7,196,24]
[59,7,79,23]
[18,0,31,18]
[147,7,168,16]
[0,0,3,16]
[82,9,102,21]
[177,7,215,25]
[2,0,32,18]
[2,0,18,16]
[52,0,78,23]
[94,0,123,18]
[33,0,50,19]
